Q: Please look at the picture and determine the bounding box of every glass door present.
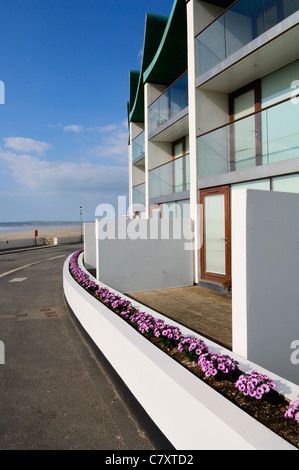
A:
[200,186,230,283]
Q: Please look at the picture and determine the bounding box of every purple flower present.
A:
[178,336,209,362]
[284,395,299,423]
[235,371,275,400]
[198,352,239,378]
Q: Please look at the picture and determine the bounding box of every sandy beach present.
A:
[0,225,82,242]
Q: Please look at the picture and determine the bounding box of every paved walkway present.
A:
[128,286,232,350]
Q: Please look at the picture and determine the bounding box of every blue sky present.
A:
[0,0,173,222]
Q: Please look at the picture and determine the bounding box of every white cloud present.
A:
[3,137,51,156]
[88,124,119,133]
[0,148,128,195]
[64,125,83,133]
[90,122,129,164]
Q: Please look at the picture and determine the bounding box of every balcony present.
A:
[148,72,188,138]
[132,131,145,164]
[132,183,146,207]
[197,98,299,178]
[195,0,299,92]
[149,155,190,199]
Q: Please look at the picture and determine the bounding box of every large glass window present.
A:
[132,183,146,207]
[233,89,258,170]
[161,200,190,219]
[231,179,271,191]
[261,99,299,165]
[197,126,229,178]
[272,174,299,193]
[148,72,188,134]
[197,63,299,179]
[261,60,299,108]
[132,131,145,162]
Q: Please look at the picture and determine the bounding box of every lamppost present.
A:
[80,206,83,243]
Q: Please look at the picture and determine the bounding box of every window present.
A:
[172,136,190,193]
[272,174,299,193]
[229,80,261,170]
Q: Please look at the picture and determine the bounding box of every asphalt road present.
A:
[0,244,164,451]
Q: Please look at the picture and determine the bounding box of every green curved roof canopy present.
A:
[143,0,187,85]
[129,13,169,123]
[128,0,187,124]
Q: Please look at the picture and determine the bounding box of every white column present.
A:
[144,83,150,219]
[128,122,134,218]
[187,0,200,283]
[231,189,248,358]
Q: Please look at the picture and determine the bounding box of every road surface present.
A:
[0,244,165,450]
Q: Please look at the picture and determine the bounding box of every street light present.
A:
[80,206,83,243]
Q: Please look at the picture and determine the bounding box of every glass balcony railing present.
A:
[132,131,145,163]
[132,183,146,207]
[148,72,188,135]
[196,0,299,78]
[149,155,190,199]
[197,99,299,178]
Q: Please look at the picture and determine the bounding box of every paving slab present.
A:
[127,286,232,350]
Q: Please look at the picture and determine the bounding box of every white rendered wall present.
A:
[64,253,299,450]
[0,238,45,250]
[232,189,299,385]
[83,222,96,271]
[148,141,172,171]
[96,218,194,293]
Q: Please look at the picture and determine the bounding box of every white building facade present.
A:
[128,0,299,291]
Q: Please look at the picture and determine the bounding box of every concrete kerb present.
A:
[0,242,83,256]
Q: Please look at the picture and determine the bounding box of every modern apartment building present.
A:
[128,0,299,290]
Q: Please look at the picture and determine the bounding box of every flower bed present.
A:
[69,249,299,449]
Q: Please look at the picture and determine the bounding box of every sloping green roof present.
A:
[128,0,188,124]
[129,13,168,123]
[143,0,187,85]
[129,70,140,112]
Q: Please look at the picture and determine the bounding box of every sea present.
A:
[0,221,82,234]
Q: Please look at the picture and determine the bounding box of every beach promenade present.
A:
[0,223,83,249]
[0,243,164,450]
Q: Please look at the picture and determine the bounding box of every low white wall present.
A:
[54,236,82,245]
[63,253,299,450]
[96,218,194,293]
[0,238,45,250]
[232,189,299,385]
[83,222,96,270]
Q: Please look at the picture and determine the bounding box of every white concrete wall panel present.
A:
[232,189,299,385]
[96,218,194,293]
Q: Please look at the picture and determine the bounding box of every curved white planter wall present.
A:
[63,253,298,450]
